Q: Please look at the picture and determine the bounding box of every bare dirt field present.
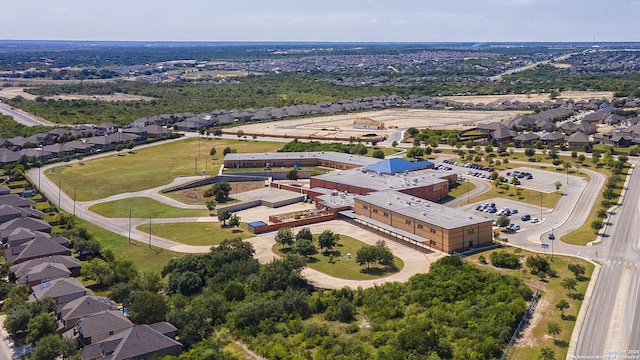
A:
[228,109,525,140]
[438,91,614,105]
[0,87,154,101]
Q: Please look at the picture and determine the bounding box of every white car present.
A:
[530,218,539,223]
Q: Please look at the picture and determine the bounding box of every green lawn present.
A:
[136,222,252,246]
[468,185,561,209]
[274,235,404,280]
[45,138,283,201]
[438,181,476,204]
[63,217,185,274]
[88,197,208,218]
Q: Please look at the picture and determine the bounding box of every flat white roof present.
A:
[313,168,448,191]
[224,151,379,167]
[357,190,491,229]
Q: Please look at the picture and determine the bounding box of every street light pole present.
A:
[540,193,543,221]
[148,216,152,249]
[467,178,470,205]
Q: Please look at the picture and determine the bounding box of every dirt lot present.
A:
[438,91,614,105]
[229,108,525,139]
[0,87,154,101]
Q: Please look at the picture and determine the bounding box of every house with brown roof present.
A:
[0,194,36,208]
[72,310,134,346]
[567,131,591,150]
[29,277,89,305]
[0,204,44,223]
[81,324,182,360]
[15,262,71,287]
[57,295,117,333]
[0,216,51,242]
[539,132,566,146]
[5,237,72,265]
[513,133,540,146]
[11,255,81,282]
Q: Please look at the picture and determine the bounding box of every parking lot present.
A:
[499,166,585,193]
[460,197,551,234]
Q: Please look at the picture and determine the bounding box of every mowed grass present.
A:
[468,184,562,209]
[68,217,185,274]
[465,247,594,360]
[45,138,283,201]
[136,222,252,246]
[438,181,476,204]
[89,197,208,218]
[274,235,404,280]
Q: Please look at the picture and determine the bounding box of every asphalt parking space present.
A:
[460,197,549,232]
[499,166,583,193]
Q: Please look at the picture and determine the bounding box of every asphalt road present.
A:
[574,158,640,357]
[0,101,54,126]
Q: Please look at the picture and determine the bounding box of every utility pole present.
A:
[128,209,132,244]
[148,216,152,249]
[58,179,62,209]
[540,193,543,221]
[73,187,77,216]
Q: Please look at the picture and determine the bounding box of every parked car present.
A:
[511,209,518,214]
[530,217,539,223]
[521,214,531,221]
[548,233,555,240]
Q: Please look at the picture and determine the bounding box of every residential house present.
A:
[29,277,89,305]
[0,216,51,241]
[512,133,540,146]
[0,204,43,223]
[73,310,134,346]
[57,295,117,333]
[15,262,71,287]
[576,122,597,135]
[539,132,566,146]
[567,131,591,150]
[11,255,81,282]
[5,237,72,264]
[81,324,182,360]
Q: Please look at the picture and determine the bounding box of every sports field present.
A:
[45,138,283,201]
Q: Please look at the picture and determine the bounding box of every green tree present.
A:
[538,346,556,360]
[2,285,29,312]
[407,146,424,159]
[526,255,550,274]
[406,127,419,137]
[206,200,216,216]
[228,214,241,230]
[356,245,378,269]
[372,149,385,159]
[295,227,313,241]
[568,263,586,279]
[496,215,510,228]
[80,258,113,285]
[561,278,578,294]
[524,148,535,157]
[554,181,562,190]
[547,322,561,340]
[26,313,56,345]
[275,227,294,249]
[318,230,339,253]
[236,129,244,138]
[130,290,169,324]
[293,238,316,257]
[217,209,231,226]
[286,168,299,182]
[555,299,570,317]
[30,334,78,360]
[391,140,398,148]
[209,147,217,158]
[591,219,604,233]
[596,208,608,219]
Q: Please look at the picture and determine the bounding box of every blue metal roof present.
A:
[363,158,433,174]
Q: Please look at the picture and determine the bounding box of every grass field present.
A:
[163,181,266,205]
[467,184,562,209]
[88,197,209,218]
[68,217,185,274]
[45,138,283,201]
[438,181,476,204]
[136,222,251,246]
[274,235,403,280]
[465,247,594,360]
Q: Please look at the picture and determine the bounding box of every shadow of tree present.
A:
[561,314,576,321]
[553,339,569,348]
[569,293,584,301]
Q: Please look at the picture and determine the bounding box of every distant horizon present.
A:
[2,39,639,45]
[1,1,638,43]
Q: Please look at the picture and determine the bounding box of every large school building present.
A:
[224,152,492,253]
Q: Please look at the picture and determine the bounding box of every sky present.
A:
[2,0,639,42]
